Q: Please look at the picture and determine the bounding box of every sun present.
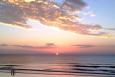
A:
[56,48,59,56]
[56,52,59,56]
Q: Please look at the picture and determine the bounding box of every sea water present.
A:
[0,54,115,77]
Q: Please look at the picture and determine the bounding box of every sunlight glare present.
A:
[56,52,59,56]
[25,0,35,2]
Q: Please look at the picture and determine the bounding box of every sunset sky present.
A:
[0,0,115,55]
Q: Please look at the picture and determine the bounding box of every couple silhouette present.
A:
[11,67,15,76]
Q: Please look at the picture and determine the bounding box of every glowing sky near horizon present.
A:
[0,0,115,55]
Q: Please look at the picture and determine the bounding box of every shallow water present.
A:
[0,55,115,77]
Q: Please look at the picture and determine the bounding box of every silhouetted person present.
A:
[11,66,15,76]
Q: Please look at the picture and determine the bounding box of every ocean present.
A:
[0,54,115,77]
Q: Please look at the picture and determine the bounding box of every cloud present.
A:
[0,1,29,28]
[61,0,87,13]
[83,12,96,17]
[0,0,114,36]
[106,28,115,31]
[0,44,8,46]
[46,43,56,47]
[72,44,115,48]
[0,43,56,49]
[72,44,95,48]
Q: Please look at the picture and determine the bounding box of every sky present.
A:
[0,0,115,55]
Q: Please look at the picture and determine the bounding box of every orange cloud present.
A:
[0,0,114,36]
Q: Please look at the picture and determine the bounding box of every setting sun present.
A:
[56,52,59,56]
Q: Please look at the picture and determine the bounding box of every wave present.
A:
[0,63,115,76]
